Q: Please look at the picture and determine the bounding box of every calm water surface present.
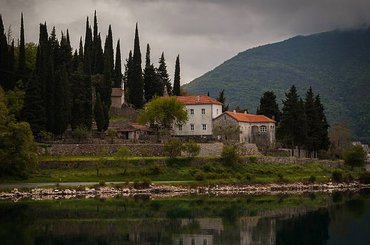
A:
[1,190,370,245]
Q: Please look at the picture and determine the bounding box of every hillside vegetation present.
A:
[184,28,370,143]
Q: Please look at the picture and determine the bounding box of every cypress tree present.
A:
[18,12,26,83]
[143,43,158,101]
[83,17,92,75]
[8,40,16,89]
[113,39,122,88]
[217,89,228,112]
[173,54,181,96]
[315,95,330,151]
[130,23,144,108]
[256,91,281,122]
[21,74,46,136]
[124,50,133,103]
[54,66,70,136]
[0,15,10,90]
[94,92,105,131]
[157,52,171,95]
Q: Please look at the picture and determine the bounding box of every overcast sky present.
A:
[1,0,370,84]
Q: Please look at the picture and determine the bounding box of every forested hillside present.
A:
[184,28,370,142]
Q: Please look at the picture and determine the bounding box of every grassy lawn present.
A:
[1,155,363,185]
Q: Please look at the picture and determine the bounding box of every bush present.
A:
[343,145,367,169]
[133,178,152,189]
[106,128,117,144]
[149,163,163,175]
[163,139,183,158]
[221,145,242,166]
[332,169,344,182]
[359,172,370,184]
[114,146,131,159]
[194,171,205,181]
[182,140,201,158]
[308,175,316,183]
[72,126,90,143]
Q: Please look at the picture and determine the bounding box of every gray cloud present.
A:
[1,0,370,84]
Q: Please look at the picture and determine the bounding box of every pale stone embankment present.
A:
[1,182,369,201]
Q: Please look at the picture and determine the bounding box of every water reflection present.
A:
[0,191,370,244]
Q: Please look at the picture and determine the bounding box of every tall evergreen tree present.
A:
[83,17,93,75]
[157,52,171,95]
[21,75,46,136]
[143,43,159,101]
[173,55,181,96]
[315,95,330,151]
[113,39,122,88]
[124,50,133,103]
[8,40,16,88]
[256,91,281,122]
[278,85,307,156]
[54,66,70,136]
[18,12,26,83]
[217,89,228,112]
[94,92,105,132]
[129,23,144,108]
[0,15,10,90]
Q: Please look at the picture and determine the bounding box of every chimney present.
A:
[244,110,247,114]
[197,95,200,102]
[233,110,236,114]
[272,115,275,120]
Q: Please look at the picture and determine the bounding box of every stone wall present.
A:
[43,144,164,157]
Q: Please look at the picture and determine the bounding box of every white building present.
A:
[213,111,276,144]
[173,95,223,138]
[111,88,124,108]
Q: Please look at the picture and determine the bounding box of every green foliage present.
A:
[106,128,117,143]
[94,93,105,132]
[194,170,205,181]
[0,87,38,178]
[173,55,181,96]
[138,96,188,131]
[163,139,183,158]
[257,91,280,122]
[332,169,344,182]
[308,175,316,183]
[343,145,367,168]
[72,126,90,142]
[144,44,163,102]
[133,177,151,189]
[184,28,370,143]
[157,52,171,96]
[221,145,242,166]
[182,140,200,158]
[359,172,370,184]
[213,125,240,144]
[114,146,132,159]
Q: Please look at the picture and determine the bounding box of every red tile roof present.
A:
[224,111,276,123]
[176,95,223,105]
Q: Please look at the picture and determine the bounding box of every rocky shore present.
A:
[1,182,369,201]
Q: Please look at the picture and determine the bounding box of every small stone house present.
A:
[172,95,223,139]
[213,111,276,145]
[111,88,124,108]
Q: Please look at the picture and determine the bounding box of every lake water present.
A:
[1,190,370,244]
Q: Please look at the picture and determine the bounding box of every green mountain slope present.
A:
[184,28,370,142]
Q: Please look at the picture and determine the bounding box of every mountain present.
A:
[183,28,370,143]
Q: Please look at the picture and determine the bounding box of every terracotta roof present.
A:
[176,95,223,105]
[224,111,276,123]
[111,88,123,97]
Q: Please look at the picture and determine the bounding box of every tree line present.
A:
[0,12,182,138]
[257,85,330,157]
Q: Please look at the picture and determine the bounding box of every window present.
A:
[178,125,182,131]
[190,124,194,131]
[190,109,194,115]
[191,239,195,245]
[201,108,205,114]
[216,109,219,115]
[260,125,267,133]
[203,239,208,245]
[202,124,207,130]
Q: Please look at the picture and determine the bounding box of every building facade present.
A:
[173,95,223,138]
[111,88,125,108]
[213,111,276,144]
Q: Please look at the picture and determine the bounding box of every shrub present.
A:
[247,156,257,163]
[163,139,183,158]
[182,140,201,158]
[38,130,53,141]
[308,175,316,183]
[332,169,344,182]
[114,146,131,159]
[72,126,90,143]
[149,163,163,175]
[106,128,117,144]
[133,178,152,189]
[276,173,286,183]
[359,172,370,184]
[221,145,242,166]
[343,145,367,169]
[194,171,205,181]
